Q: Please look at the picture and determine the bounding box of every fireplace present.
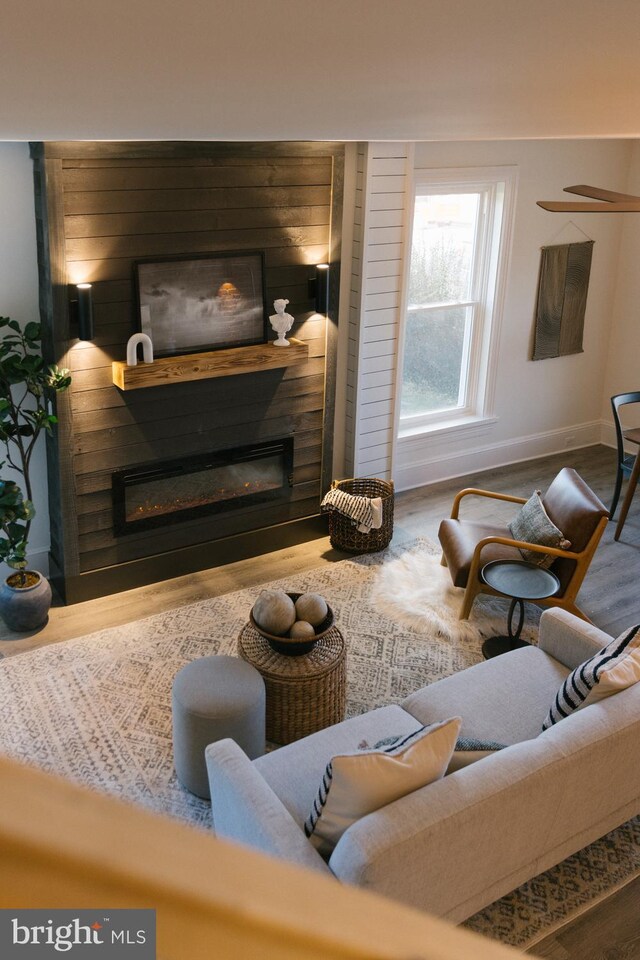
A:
[112,437,294,536]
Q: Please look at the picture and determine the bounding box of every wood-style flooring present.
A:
[1,443,639,958]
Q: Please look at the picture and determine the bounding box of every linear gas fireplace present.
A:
[112,437,294,536]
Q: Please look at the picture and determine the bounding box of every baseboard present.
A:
[396,421,602,492]
[600,420,617,450]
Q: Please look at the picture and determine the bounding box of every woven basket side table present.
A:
[237,623,347,745]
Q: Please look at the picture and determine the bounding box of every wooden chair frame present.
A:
[441,488,609,621]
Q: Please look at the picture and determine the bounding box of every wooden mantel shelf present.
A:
[112,338,309,391]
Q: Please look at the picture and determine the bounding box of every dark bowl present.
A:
[249,591,335,656]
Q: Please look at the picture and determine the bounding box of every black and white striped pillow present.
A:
[542,623,640,730]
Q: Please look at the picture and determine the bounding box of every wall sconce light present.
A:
[308,263,330,314]
[70,283,94,340]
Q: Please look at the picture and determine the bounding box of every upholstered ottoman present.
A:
[172,655,265,798]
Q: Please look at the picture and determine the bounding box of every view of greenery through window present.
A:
[401,192,480,419]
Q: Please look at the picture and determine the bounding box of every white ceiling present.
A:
[2,0,640,142]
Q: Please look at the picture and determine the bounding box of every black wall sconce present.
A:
[70,283,94,340]
[308,263,330,314]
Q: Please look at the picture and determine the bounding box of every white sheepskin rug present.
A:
[373,538,540,645]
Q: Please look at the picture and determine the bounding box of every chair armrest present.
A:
[205,739,332,876]
[466,536,580,597]
[450,488,527,520]
[472,535,582,563]
[537,608,611,669]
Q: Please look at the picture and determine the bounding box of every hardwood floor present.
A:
[529,877,640,959]
[1,442,639,957]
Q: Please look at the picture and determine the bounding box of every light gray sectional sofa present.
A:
[205,608,640,921]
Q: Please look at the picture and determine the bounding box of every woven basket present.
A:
[327,477,394,554]
[238,623,347,744]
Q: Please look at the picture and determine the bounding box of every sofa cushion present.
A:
[508,490,571,567]
[304,717,461,858]
[543,623,640,729]
[402,645,569,744]
[254,704,422,826]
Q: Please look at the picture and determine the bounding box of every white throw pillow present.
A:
[543,623,640,730]
[304,716,461,858]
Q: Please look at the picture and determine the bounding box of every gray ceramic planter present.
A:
[0,571,52,632]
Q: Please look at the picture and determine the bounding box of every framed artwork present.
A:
[134,250,268,357]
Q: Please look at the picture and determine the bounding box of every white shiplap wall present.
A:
[344,143,413,479]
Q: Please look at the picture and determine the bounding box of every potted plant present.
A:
[0,316,71,630]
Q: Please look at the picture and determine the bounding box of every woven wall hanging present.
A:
[531,240,594,360]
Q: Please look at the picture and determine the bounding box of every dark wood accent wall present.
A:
[31,141,344,602]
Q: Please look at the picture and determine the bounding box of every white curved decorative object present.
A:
[126,333,154,367]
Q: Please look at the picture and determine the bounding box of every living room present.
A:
[1,3,639,959]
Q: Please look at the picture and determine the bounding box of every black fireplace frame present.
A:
[112,437,294,536]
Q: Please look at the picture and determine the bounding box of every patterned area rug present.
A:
[0,538,637,948]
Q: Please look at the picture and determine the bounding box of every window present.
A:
[398,167,515,435]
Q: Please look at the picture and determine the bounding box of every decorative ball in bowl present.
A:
[250,589,334,656]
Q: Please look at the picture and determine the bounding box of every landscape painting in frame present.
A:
[135,251,268,357]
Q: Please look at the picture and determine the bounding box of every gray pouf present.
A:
[172,655,265,798]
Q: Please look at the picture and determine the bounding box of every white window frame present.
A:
[396,165,517,439]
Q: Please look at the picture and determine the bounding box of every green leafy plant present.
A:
[0,317,71,582]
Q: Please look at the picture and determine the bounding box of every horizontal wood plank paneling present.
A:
[64,185,331,216]
[68,244,330,284]
[343,143,412,481]
[34,141,341,588]
[366,259,404,279]
[73,395,324,456]
[65,205,330,239]
[62,162,332,192]
[72,376,325,432]
[35,140,344,160]
[79,496,321,572]
[66,225,329,262]
[73,411,323,476]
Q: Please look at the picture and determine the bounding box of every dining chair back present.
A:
[610,391,640,518]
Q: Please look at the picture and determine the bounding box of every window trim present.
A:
[395,165,518,441]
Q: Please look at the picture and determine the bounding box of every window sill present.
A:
[398,414,498,444]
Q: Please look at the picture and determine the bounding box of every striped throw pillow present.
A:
[304,717,461,858]
[542,623,640,730]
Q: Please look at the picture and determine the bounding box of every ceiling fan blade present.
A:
[537,200,640,212]
[563,184,640,203]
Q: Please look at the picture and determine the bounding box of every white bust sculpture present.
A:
[269,298,294,347]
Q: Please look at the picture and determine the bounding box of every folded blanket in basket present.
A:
[321,488,383,534]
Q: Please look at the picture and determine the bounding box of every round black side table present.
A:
[480,559,560,660]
